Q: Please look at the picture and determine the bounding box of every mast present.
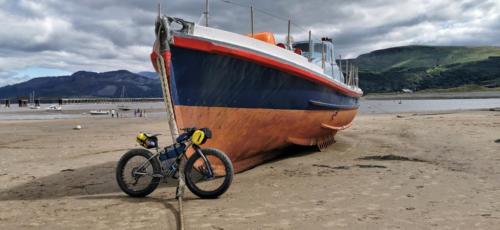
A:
[204,0,209,26]
[339,54,342,77]
[345,59,349,84]
[120,86,126,99]
[308,30,312,62]
[250,5,254,36]
[287,19,291,50]
[321,40,325,69]
[330,47,334,77]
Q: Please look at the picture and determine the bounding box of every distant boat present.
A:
[28,90,40,109]
[90,110,110,115]
[117,86,131,111]
[46,105,62,111]
[151,13,362,172]
[117,105,131,111]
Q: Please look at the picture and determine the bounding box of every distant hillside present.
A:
[0,70,162,99]
[2,46,499,97]
[357,46,500,72]
[136,71,159,79]
[355,46,500,93]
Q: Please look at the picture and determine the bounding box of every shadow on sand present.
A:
[0,161,178,201]
[0,143,339,201]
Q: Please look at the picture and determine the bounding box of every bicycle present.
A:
[116,127,234,199]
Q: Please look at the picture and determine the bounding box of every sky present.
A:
[0,0,499,86]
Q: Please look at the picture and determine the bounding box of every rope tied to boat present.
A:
[155,6,186,229]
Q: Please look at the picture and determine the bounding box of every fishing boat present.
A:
[151,12,362,172]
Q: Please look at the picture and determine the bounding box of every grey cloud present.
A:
[0,0,499,86]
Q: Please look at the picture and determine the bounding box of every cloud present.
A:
[0,0,499,86]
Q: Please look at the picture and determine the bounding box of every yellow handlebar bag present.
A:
[191,130,205,145]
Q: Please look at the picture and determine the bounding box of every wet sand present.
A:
[0,111,499,229]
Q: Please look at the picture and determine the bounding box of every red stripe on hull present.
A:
[172,36,362,98]
[174,106,358,172]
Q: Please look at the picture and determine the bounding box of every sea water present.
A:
[360,98,500,114]
[1,99,500,120]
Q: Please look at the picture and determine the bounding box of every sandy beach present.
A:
[0,110,499,229]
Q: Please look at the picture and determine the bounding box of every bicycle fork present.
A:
[193,146,214,178]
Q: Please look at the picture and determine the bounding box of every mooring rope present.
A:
[156,56,185,230]
[155,14,186,229]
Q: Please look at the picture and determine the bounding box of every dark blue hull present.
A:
[169,46,359,110]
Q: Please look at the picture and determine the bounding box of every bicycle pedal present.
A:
[152,174,164,178]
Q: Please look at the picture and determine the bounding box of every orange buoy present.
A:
[246,32,276,45]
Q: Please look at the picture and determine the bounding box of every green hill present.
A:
[355,46,500,93]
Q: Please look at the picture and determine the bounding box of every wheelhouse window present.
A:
[293,43,309,52]
[293,42,330,60]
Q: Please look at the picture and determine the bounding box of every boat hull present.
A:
[153,32,361,172]
[175,105,357,172]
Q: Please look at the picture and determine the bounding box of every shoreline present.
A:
[1,98,500,121]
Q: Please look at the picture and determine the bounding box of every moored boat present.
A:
[151,14,362,172]
[90,110,109,115]
[117,86,131,111]
[45,104,62,111]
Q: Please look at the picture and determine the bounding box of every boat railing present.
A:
[339,60,359,88]
[202,0,361,90]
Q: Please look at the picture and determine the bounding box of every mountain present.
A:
[354,46,500,93]
[136,71,159,79]
[0,70,162,99]
[2,46,499,98]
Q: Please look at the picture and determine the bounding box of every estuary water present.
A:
[360,98,500,114]
[0,99,499,120]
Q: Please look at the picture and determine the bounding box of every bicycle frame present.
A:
[134,141,214,179]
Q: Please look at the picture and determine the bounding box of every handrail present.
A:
[308,100,359,110]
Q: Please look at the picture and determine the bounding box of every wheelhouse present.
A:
[293,38,345,83]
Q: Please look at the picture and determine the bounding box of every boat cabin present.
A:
[292,39,345,83]
[248,32,345,83]
[247,32,346,83]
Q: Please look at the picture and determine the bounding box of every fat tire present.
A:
[185,148,234,199]
[116,149,161,197]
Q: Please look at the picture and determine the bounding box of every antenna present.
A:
[321,40,325,69]
[346,59,349,84]
[330,46,334,77]
[204,0,209,26]
[339,54,342,77]
[308,30,312,62]
[250,5,254,36]
[157,2,161,18]
[287,19,291,50]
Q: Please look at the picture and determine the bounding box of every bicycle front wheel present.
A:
[185,148,234,199]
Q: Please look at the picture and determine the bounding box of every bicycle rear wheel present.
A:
[116,149,161,197]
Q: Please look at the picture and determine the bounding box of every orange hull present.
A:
[174,106,358,172]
